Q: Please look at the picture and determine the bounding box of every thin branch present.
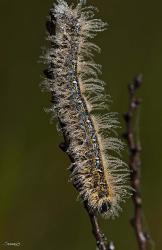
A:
[123,75,150,250]
[84,202,109,250]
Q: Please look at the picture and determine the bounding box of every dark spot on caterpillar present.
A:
[51,95,56,104]
[100,201,111,214]
[43,68,54,79]
[51,91,58,104]
[59,142,68,152]
[46,20,56,36]
[46,11,56,36]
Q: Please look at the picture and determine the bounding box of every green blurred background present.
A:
[0,0,161,249]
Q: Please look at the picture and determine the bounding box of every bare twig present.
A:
[123,75,150,250]
[84,202,109,250]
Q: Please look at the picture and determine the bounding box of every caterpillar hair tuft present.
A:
[41,0,131,218]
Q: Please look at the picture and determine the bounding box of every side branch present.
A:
[123,75,150,250]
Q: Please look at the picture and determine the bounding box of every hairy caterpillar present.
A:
[41,0,130,218]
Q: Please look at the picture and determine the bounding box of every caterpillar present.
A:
[41,0,130,218]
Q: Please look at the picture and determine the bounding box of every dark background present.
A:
[0,0,161,249]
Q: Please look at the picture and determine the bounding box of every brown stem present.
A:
[84,202,108,250]
[123,75,150,250]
